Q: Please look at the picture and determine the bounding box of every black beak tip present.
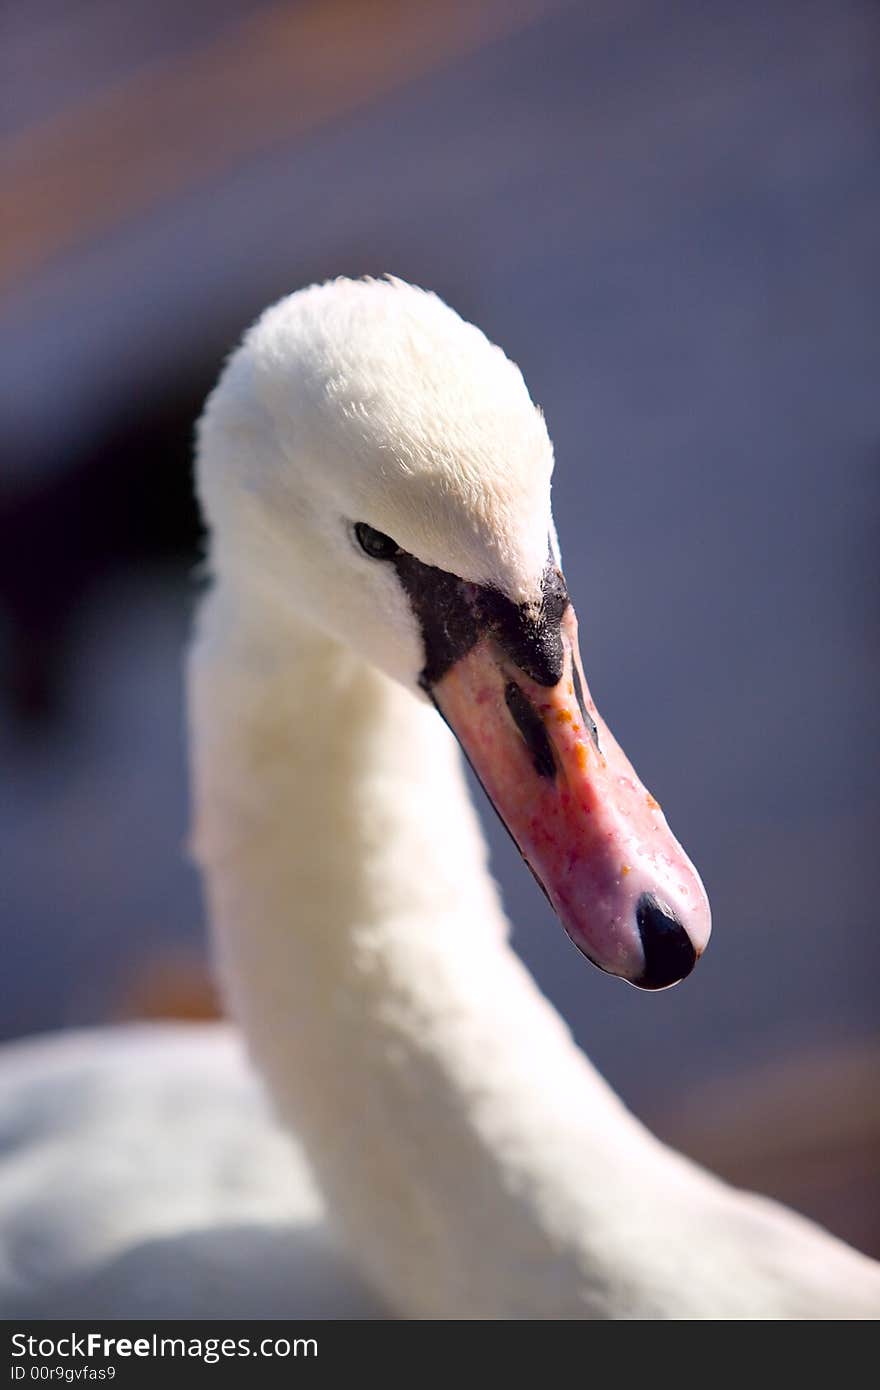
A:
[633,892,698,990]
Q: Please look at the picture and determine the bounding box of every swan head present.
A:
[197,276,711,988]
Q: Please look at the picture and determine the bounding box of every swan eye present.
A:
[354,522,400,560]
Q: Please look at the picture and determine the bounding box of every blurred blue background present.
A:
[2,0,878,1254]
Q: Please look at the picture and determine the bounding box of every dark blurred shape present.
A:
[1,372,205,724]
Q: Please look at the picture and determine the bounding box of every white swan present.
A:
[2,278,878,1319]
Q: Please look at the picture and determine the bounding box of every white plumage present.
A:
[2,279,878,1318]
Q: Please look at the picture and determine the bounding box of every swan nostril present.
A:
[570,662,600,752]
[634,892,697,990]
[504,682,556,779]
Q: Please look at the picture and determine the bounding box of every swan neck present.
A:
[189,585,664,1318]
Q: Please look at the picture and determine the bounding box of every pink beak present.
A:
[431,603,711,988]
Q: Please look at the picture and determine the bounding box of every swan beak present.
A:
[429,605,711,988]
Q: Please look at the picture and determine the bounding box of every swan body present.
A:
[2,278,878,1318]
[0,1025,386,1318]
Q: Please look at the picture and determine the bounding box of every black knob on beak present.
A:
[634,892,697,990]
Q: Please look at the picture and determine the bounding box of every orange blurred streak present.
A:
[111,950,222,1023]
[2,0,556,295]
